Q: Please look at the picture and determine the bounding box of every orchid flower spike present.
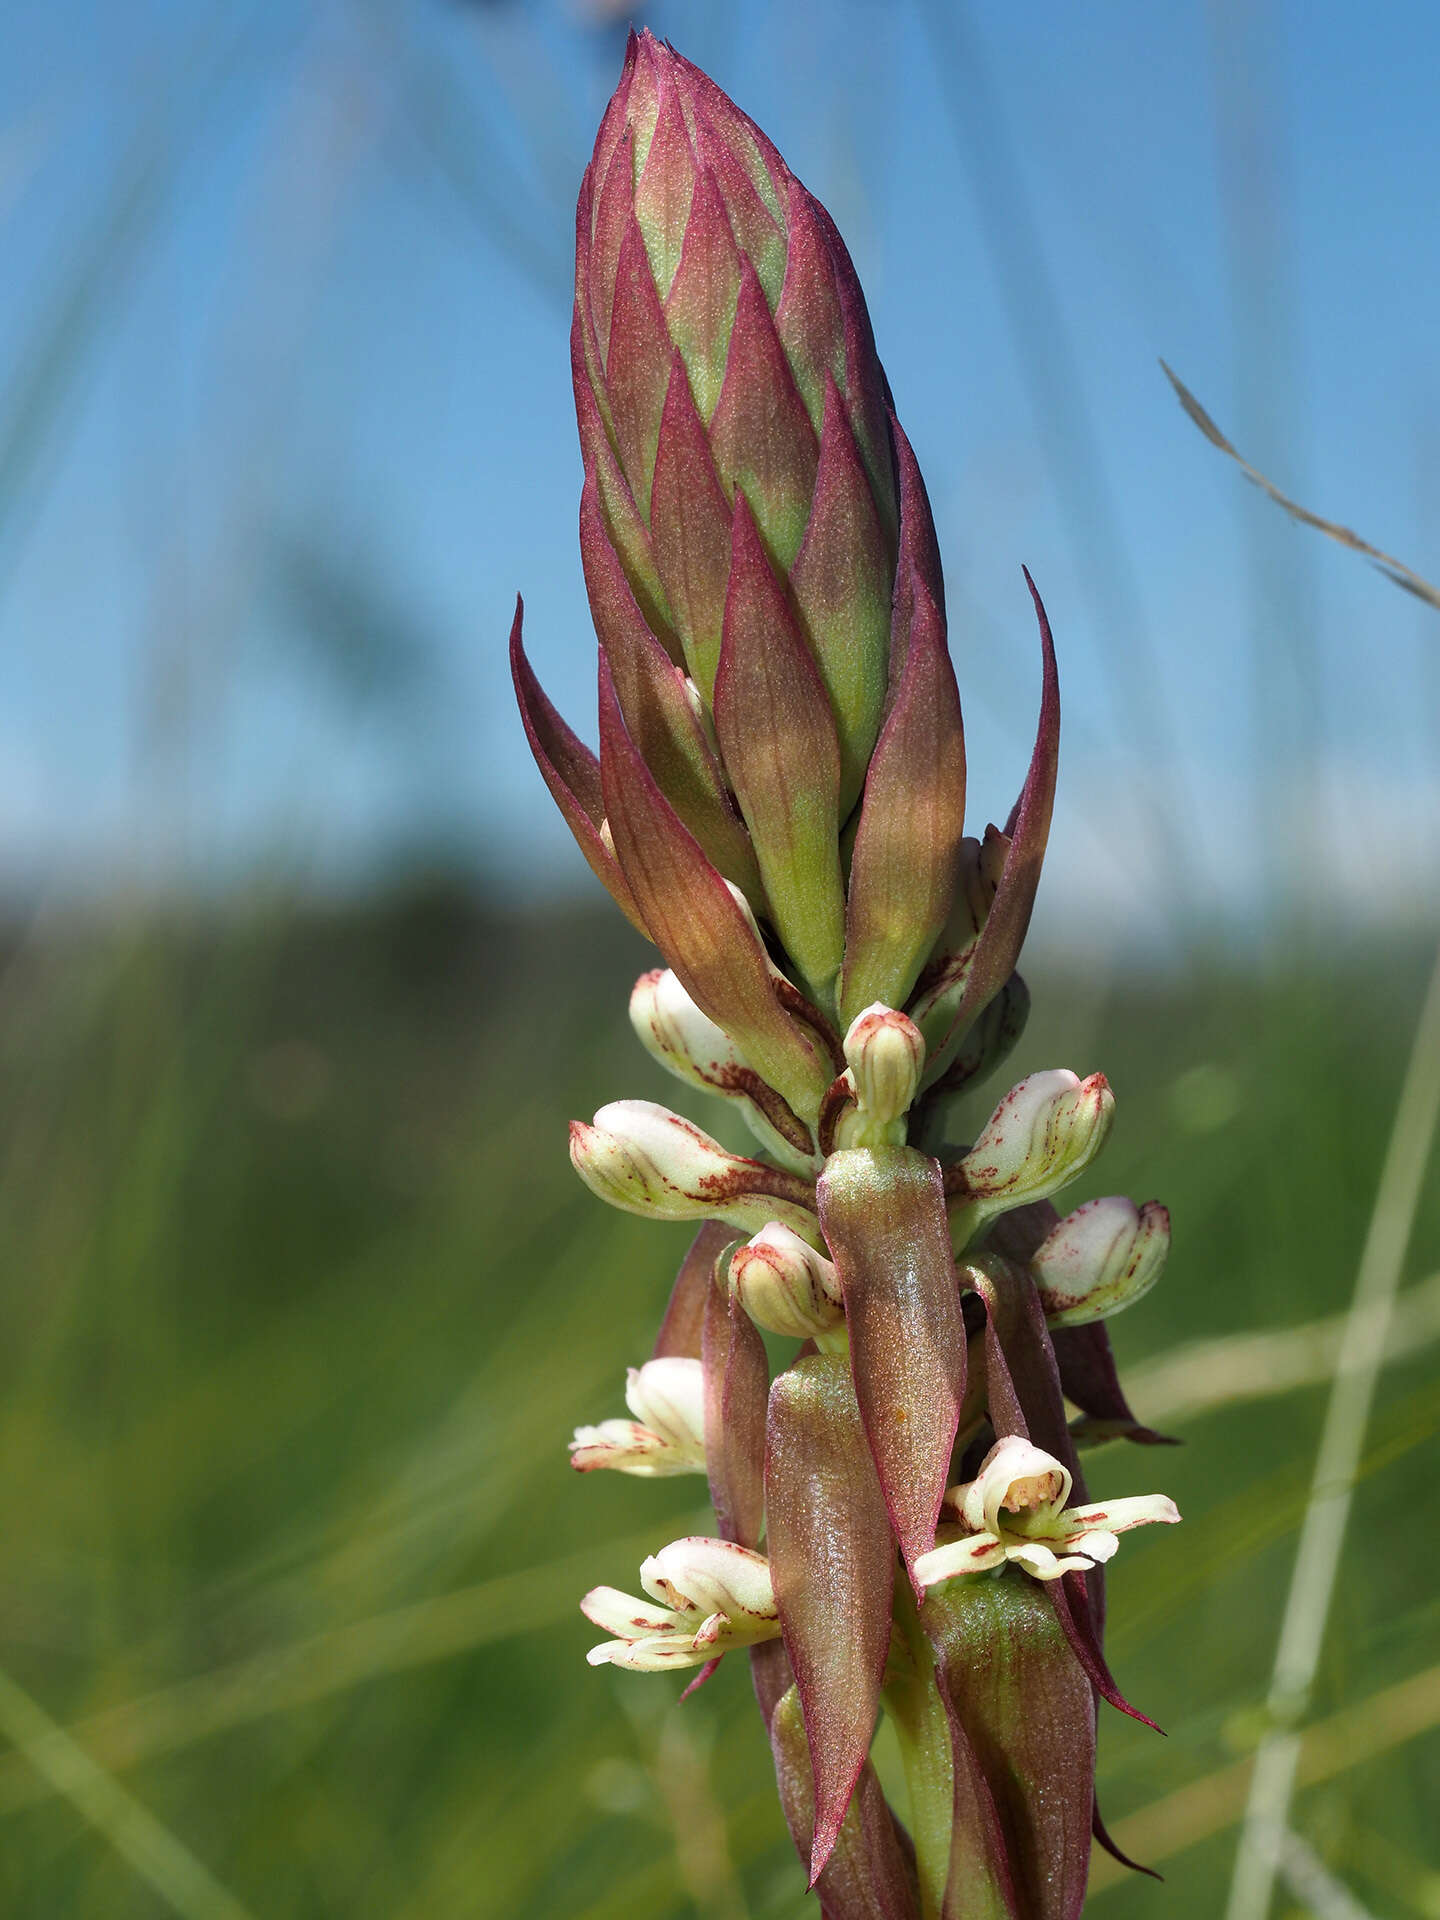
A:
[569,1357,707,1476]
[914,1435,1180,1588]
[519,27,1183,1911]
[582,1536,780,1670]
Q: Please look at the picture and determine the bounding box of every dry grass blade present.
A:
[1162,361,1440,610]
[0,10,266,583]
[0,1664,255,1920]
[1129,1266,1440,1427]
[0,1510,714,1816]
[1089,1658,1440,1895]
[1225,936,1440,1920]
[1275,1832,1376,1920]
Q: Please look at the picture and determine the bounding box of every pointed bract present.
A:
[713,495,847,1004]
[653,1221,737,1361]
[599,657,833,1120]
[702,1266,769,1549]
[790,376,895,811]
[509,601,649,938]
[819,1148,966,1596]
[582,470,763,898]
[649,354,733,696]
[769,1686,922,1919]
[922,572,1058,1087]
[924,1574,1095,1920]
[841,561,966,1024]
[766,1354,894,1884]
[1051,1320,1179,1449]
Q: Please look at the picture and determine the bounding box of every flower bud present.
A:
[1030,1196,1170,1328]
[629,968,818,1173]
[630,965,733,1079]
[729,1222,844,1339]
[950,1070,1114,1241]
[569,1098,821,1242]
[834,1004,925,1149]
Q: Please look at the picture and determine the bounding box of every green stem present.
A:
[882,1581,952,1920]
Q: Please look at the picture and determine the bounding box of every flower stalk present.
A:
[515,30,1181,1916]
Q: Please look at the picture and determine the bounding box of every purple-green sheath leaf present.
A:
[1092,1800,1162,1883]
[632,78,696,296]
[922,571,1058,1088]
[573,344,680,657]
[887,415,946,672]
[770,1684,921,1919]
[508,600,649,939]
[925,973,1031,1107]
[662,164,742,424]
[790,376,895,816]
[924,1574,1096,1920]
[581,466,762,900]
[816,211,902,551]
[653,1221,736,1360]
[939,1694,1021,1920]
[713,495,846,1004]
[702,1266,768,1550]
[840,563,966,1025]
[605,213,674,520]
[709,261,818,571]
[1052,1321,1178,1448]
[970,1259,1081,1472]
[649,353,733,697]
[819,1148,966,1596]
[598,656,831,1121]
[771,186,846,436]
[1048,1571,1162,1734]
[766,1353,894,1885]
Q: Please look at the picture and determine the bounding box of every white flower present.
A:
[914,1436,1180,1588]
[582,1536,780,1671]
[569,1358,707,1477]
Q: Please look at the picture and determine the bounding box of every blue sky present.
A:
[0,0,1436,949]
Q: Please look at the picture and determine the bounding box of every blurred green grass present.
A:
[0,886,1436,1918]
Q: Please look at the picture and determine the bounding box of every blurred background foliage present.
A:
[0,1,1437,1916]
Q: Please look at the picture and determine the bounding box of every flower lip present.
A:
[916,1436,1180,1589]
[968,1435,1073,1536]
